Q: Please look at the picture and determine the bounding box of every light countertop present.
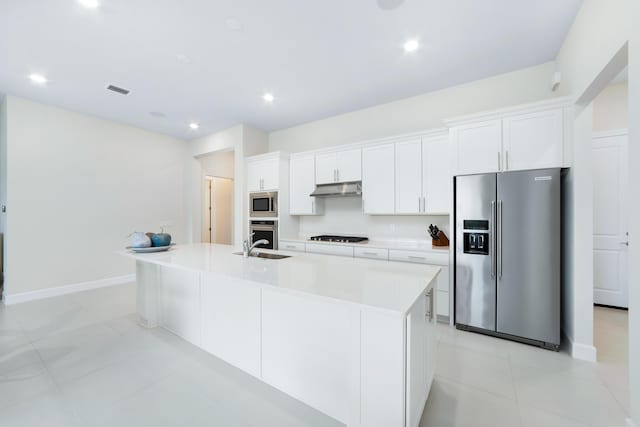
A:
[121,243,441,316]
[280,236,450,253]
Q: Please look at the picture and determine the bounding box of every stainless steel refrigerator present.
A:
[454,168,561,350]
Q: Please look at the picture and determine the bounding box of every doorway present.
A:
[590,68,629,407]
[204,176,234,244]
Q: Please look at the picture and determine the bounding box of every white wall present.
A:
[294,197,448,242]
[627,1,639,424]
[0,97,7,293]
[2,96,187,296]
[553,0,630,361]
[592,82,629,131]
[200,150,235,179]
[269,62,558,153]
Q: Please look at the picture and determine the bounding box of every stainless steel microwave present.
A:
[249,191,278,218]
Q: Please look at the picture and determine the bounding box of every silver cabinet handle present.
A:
[423,196,426,213]
[426,289,434,321]
[418,197,421,212]
[337,169,340,182]
[498,200,503,279]
[498,152,501,171]
[311,199,315,213]
[362,251,379,256]
[491,201,496,278]
[506,150,509,171]
[620,241,629,246]
[408,256,426,261]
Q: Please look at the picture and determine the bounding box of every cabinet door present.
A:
[200,275,261,377]
[363,144,395,214]
[423,135,452,214]
[247,161,264,192]
[395,139,423,214]
[290,156,317,215]
[260,157,280,190]
[503,109,563,171]
[336,148,362,182]
[316,152,337,184]
[305,243,354,257]
[453,120,502,175]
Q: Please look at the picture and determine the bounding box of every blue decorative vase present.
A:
[151,233,172,247]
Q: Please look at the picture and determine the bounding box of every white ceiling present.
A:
[0,0,582,139]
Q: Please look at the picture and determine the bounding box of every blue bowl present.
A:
[151,233,172,247]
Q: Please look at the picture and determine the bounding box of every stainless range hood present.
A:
[309,181,362,198]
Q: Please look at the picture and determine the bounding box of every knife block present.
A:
[432,231,450,248]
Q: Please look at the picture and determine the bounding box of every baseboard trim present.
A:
[564,331,597,362]
[2,274,135,305]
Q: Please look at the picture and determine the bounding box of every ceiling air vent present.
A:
[106,84,130,95]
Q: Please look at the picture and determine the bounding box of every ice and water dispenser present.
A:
[462,220,489,255]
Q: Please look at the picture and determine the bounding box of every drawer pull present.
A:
[362,252,379,256]
[408,256,426,261]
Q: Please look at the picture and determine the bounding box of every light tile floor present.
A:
[0,283,630,427]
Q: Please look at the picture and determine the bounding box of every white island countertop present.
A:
[121,243,441,316]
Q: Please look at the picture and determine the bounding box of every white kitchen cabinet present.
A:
[363,143,395,214]
[395,138,423,214]
[279,240,306,252]
[315,149,362,184]
[406,283,436,427]
[305,243,354,257]
[437,290,449,317]
[452,119,503,176]
[247,157,279,192]
[289,155,321,215]
[354,247,389,260]
[422,135,451,214]
[502,108,564,171]
[200,275,261,377]
[261,289,359,425]
[159,267,201,346]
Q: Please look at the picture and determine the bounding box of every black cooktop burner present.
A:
[309,235,369,243]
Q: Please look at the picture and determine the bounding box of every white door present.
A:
[423,135,451,214]
[290,156,318,215]
[503,108,564,172]
[592,131,628,308]
[211,177,233,244]
[316,152,337,184]
[395,138,422,214]
[336,148,362,182]
[362,144,395,214]
[452,119,503,175]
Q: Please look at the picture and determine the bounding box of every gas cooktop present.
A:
[309,235,369,243]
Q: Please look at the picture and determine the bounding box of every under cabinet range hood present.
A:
[309,181,362,198]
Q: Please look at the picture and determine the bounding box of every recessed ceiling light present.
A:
[189,122,200,130]
[29,73,48,84]
[403,39,420,53]
[78,0,100,8]
[263,93,275,102]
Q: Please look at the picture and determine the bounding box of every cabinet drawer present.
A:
[388,250,448,265]
[305,243,354,257]
[437,291,449,316]
[354,247,389,260]
[280,241,306,252]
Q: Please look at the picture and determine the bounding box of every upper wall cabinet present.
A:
[447,98,572,176]
[290,155,322,215]
[502,109,563,172]
[316,148,362,184]
[451,120,503,175]
[363,144,395,214]
[247,153,280,192]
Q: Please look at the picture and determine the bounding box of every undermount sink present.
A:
[233,252,292,260]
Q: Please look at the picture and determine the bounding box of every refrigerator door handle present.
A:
[498,200,503,279]
[491,200,496,278]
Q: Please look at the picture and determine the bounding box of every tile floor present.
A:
[0,283,630,427]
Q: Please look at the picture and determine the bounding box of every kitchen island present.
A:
[121,243,440,427]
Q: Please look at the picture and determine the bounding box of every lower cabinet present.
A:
[305,242,354,257]
[406,283,437,427]
[200,275,262,378]
[159,267,201,345]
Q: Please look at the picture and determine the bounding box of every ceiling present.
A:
[0,0,582,139]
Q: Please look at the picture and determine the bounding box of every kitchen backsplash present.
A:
[297,197,449,240]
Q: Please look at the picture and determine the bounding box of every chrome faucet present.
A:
[243,233,270,258]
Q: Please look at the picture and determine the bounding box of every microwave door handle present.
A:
[269,197,273,212]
